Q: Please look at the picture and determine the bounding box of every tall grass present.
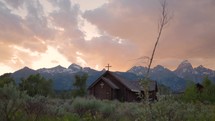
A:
[0,84,214,121]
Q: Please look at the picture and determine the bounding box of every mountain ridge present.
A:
[7,60,215,92]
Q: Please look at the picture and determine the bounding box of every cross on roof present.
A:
[100,82,104,88]
[105,64,112,71]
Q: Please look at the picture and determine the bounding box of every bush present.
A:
[46,99,71,117]
[0,83,28,121]
[24,95,48,121]
[70,97,215,121]
[148,98,215,121]
[72,97,102,116]
[99,102,115,118]
[0,87,214,121]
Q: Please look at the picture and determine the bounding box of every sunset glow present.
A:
[0,0,215,75]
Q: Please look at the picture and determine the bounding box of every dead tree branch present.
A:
[139,0,172,103]
[145,0,171,80]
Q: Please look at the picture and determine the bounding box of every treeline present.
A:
[182,76,215,103]
[0,73,88,98]
[0,73,89,121]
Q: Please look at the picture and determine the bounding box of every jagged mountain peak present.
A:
[127,66,148,76]
[195,65,207,73]
[101,68,107,72]
[7,61,215,93]
[13,66,36,74]
[174,60,194,75]
[37,65,68,74]
[195,65,215,76]
[174,60,197,82]
[152,65,170,73]
[196,65,206,69]
[176,60,193,70]
[153,65,165,70]
[44,65,66,70]
[128,66,147,71]
[22,66,34,70]
[181,60,190,64]
[53,65,66,69]
[68,63,82,71]
[11,66,37,83]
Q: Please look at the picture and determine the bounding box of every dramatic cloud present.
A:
[0,0,215,75]
[0,0,139,74]
[0,0,53,51]
[84,0,215,69]
[58,35,139,71]
[0,0,70,73]
[0,0,48,73]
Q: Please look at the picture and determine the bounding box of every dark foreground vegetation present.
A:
[0,73,215,121]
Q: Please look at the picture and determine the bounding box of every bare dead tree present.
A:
[145,0,171,79]
[140,0,172,103]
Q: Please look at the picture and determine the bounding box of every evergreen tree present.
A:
[202,76,215,103]
[202,76,211,88]
[19,74,53,97]
[183,77,215,103]
[72,73,88,97]
[0,73,15,87]
[183,84,199,102]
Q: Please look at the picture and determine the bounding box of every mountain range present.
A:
[8,60,215,92]
[128,60,215,92]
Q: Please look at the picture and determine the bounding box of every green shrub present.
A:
[24,95,48,121]
[0,83,28,121]
[72,97,102,116]
[46,99,69,117]
[99,103,115,118]
[1,87,214,121]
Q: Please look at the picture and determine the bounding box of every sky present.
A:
[0,0,215,75]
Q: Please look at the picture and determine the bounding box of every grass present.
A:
[1,96,215,121]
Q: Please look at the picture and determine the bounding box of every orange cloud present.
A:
[0,0,215,75]
[84,0,215,69]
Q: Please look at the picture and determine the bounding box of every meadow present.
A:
[0,84,214,121]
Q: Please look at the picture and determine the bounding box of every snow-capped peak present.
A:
[127,66,148,76]
[195,65,214,76]
[181,60,190,64]
[153,65,165,70]
[174,60,195,79]
[68,63,82,72]
[196,65,207,70]
[37,65,68,74]
[175,60,193,71]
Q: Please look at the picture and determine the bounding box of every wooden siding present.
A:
[93,80,112,100]
[89,73,139,101]
[88,71,157,102]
